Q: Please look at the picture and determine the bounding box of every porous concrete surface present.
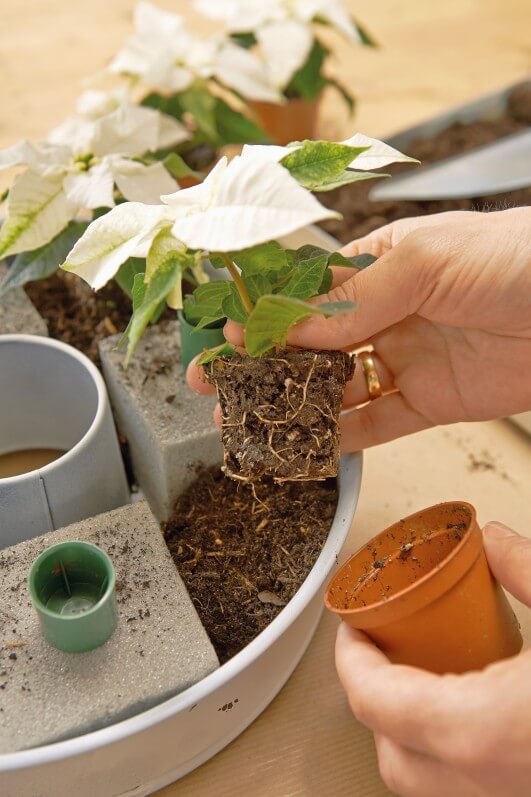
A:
[0,262,48,336]
[99,320,222,521]
[0,501,219,753]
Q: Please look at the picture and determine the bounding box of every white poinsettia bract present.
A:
[0,90,190,258]
[194,0,362,89]
[62,150,340,289]
[108,1,280,103]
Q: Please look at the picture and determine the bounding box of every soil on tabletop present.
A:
[163,466,338,663]
[318,81,531,244]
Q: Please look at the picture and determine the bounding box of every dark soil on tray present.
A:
[163,466,338,663]
[319,81,531,244]
[205,350,354,483]
[24,270,174,365]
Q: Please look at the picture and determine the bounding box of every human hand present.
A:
[336,522,531,797]
[189,207,531,448]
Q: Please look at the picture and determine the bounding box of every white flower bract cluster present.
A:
[0,90,190,257]
[194,0,362,89]
[108,1,280,102]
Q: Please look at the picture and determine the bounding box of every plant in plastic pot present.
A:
[61,133,416,481]
[194,0,377,144]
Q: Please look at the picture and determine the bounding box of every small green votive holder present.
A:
[28,540,118,653]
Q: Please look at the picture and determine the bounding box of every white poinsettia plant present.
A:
[194,0,376,109]
[109,2,279,150]
[61,133,417,364]
[0,89,192,295]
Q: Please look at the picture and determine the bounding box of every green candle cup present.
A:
[178,310,226,373]
[28,540,118,653]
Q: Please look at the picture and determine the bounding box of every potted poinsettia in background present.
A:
[0,89,194,302]
[109,1,281,165]
[194,0,376,144]
[0,2,280,361]
[62,134,416,481]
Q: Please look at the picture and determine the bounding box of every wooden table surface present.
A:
[0,2,530,795]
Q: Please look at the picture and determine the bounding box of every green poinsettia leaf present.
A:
[285,39,328,101]
[318,267,333,294]
[183,281,232,324]
[0,221,87,296]
[311,169,387,192]
[117,272,147,349]
[163,152,205,182]
[245,294,356,356]
[229,32,258,49]
[231,241,288,275]
[214,98,269,145]
[141,92,184,120]
[280,255,328,300]
[193,315,226,331]
[281,141,370,190]
[208,253,228,270]
[324,78,355,114]
[243,272,274,302]
[328,252,378,270]
[222,282,248,324]
[352,16,379,47]
[115,257,146,298]
[123,258,182,366]
[196,341,236,366]
[176,85,218,145]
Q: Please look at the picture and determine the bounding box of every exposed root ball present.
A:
[205,350,354,482]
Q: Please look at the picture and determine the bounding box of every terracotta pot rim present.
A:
[325,501,482,627]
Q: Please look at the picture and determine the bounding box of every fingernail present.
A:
[484,522,514,539]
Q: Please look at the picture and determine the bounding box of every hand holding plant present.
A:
[213,208,531,453]
[61,132,415,480]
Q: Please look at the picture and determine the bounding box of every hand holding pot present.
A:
[336,522,531,797]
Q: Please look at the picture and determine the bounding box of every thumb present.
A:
[483,522,531,607]
[287,231,430,350]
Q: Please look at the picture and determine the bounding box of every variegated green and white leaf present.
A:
[343,134,419,170]
[145,226,192,309]
[62,202,170,289]
[0,168,76,257]
[0,221,87,295]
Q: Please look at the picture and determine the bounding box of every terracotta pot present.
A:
[325,502,522,673]
[250,96,320,145]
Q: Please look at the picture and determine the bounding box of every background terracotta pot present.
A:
[250,96,320,145]
[325,501,523,673]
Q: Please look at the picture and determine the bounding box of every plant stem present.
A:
[220,253,254,315]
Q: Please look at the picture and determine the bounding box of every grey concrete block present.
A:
[0,262,48,336]
[99,320,222,521]
[0,501,219,753]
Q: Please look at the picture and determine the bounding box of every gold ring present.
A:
[358,351,383,399]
